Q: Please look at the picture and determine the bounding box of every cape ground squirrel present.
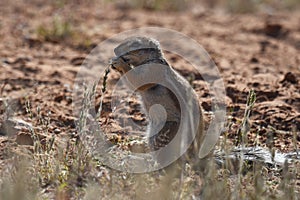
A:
[110,37,204,164]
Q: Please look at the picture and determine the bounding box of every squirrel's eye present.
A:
[121,56,130,63]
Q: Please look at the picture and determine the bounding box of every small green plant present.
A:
[282,0,300,10]
[113,0,190,11]
[226,0,259,13]
[37,17,73,43]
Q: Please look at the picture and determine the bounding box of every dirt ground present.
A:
[0,0,299,198]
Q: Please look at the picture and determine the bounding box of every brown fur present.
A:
[110,37,205,166]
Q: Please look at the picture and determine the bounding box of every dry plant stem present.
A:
[25,100,42,154]
[237,89,256,145]
[0,82,6,96]
[78,82,96,134]
[292,125,298,157]
[177,170,184,200]
[234,89,256,199]
[96,67,110,120]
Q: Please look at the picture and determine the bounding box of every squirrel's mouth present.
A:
[110,64,117,70]
[109,56,132,74]
[109,57,121,70]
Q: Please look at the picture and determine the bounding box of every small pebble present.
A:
[54,128,61,134]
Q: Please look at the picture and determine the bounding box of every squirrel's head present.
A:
[110,37,164,74]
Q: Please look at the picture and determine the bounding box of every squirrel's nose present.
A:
[109,57,117,65]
